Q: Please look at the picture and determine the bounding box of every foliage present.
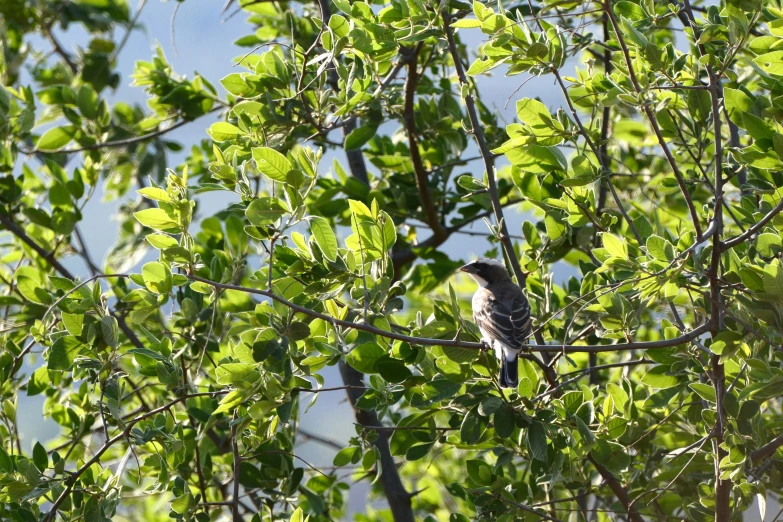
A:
[1,0,783,521]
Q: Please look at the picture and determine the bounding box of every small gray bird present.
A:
[459,258,531,388]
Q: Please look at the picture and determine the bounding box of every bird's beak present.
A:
[459,264,475,274]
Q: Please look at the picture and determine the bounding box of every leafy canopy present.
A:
[0,0,782,521]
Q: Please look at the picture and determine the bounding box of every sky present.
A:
[12,0,771,520]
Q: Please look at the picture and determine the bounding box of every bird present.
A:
[459,258,531,388]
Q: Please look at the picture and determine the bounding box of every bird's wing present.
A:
[474,289,531,349]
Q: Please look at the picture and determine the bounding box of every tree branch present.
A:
[677,2,731,518]
[442,13,526,285]
[339,362,414,522]
[750,434,783,463]
[588,455,644,522]
[21,109,219,155]
[231,411,241,522]
[297,429,343,451]
[188,273,710,353]
[43,22,77,74]
[604,0,704,240]
[0,211,74,279]
[721,196,783,250]
[404,43,447,243]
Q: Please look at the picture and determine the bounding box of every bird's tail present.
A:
[499,352,519,388]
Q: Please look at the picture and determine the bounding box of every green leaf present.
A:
[83,496,101,522]
[689,383,717,402]
[290,507,306,522]
[377,358,412,383]
[606,417,628,439]
[0,446,11,473]
[344,124,378,150]
[346,343,385,373]
[616,14,648,47]
[442,344,478,363]
[252,147,292,182]
[208,122,242,141]
[421,378,462,402]
[467,57,498,75]
[452,18,482,28]
[329,14,350,37]
[754,51,783,76]
[220,73,250,96]
[460,406,483,444]
[138,187,171,202]
[146,233,179,249]
[478,397,503,416]
[641,366,680,389]
[37,126,75,151]
[213,390,246,415]
[456,175,486,191]
[527,422,548,463]
[32,442,48,471]
[738,400,760,420]
[494,406,515,438]
[48,336,83,370]
[101,316,119,348]
[27,366,50,396]
[77,85,99,119]
[724,88,753,127]
[333,446,360,466]
[134,208,178,230]
[614,1,647,21]
[466,459,493,486]
[516,98,552,129]
[602,233,628,259]
[544,213,566,241]
[646,235,673,261]
[710,331,743,356]
[246,197,288,226]
[170,493,194,514]
[62,313,83,336]
[607,383,629,412]
[310,216,338,262]
[142,261,172,294]
[481,13,507,33]
[17,276,51,305]
[406,443,434,461]
[216,363,261,387]
[756,233,782,257]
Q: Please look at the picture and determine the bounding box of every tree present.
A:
[0,0,782,520]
